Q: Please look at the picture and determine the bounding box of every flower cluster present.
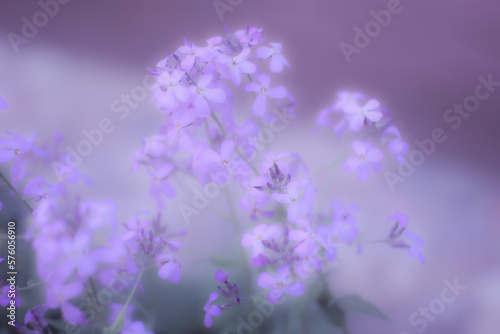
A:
[316,91,409,180]
[0,26,425,333]
[203,269,241,327]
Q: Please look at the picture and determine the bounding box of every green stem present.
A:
[0,171,33,212]
[17,281,48,292]
[108,266,145,332]
[89,277,106,327]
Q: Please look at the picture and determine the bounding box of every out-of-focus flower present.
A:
[241,223,282,257]
[257,264,305,303]
[152,69,190,110]
[256,43,290,73]
[272,180,315,222]
[156,254,181,283]
[203,292,221,328]
[244,74,287,115]
[219,48,256,86]
[215,269,231,283]
[344,99,383,132]
[0,132,46,180]
[45,281,85,324]
[406,231,425,265]
[382,125,409,163]
[343,141,382,181]
[190,74,226,117]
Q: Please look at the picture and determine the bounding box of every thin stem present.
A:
[89,277,106,327]
[0,171,33,212]
[17,281,48,292]
[109,265,145,331]
[204,119,215,147]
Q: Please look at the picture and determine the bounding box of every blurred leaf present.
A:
[336,294,389,322]
[287,284,321,331]
[317,290,346,328]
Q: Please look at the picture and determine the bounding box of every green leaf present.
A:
[317,290,346,328]
[336,294,389,322]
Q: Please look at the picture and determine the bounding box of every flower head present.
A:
[343,141,382,180]
[257,265,305,303]
[203,292,221,327]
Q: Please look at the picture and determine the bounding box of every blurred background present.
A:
[0,0,499,333]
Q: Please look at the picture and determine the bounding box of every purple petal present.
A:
[283,281,305,296]
[257,272,276,288]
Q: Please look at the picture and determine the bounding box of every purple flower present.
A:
[382,125,408,163]
[241,223,282,257]
[24,306,48,333]
[244,74,287,115]
[166,108,198,151]
[333,91,364,111]
[405,231,425,265]
[289,220,325,253]
[239,176,268,208]
[203,292,221,327]
[153,69,190,110]
[190,74,226,117]
[257,265,305,304]
[259,151,292,175]
[156,254,181,283]
[235,27,262,46]
[215,269,231,283]
[343,141,382,180]
[45,281,86,324]
[0,132,45,179]
[220,47,256,86]
[256,43,290,73]
[148,164,176,206]
[331,200,360,226]
[344,99,383,131]
[265,162,291,192]
[293,240,322,279]
[272,180,315,222]
[177,42,206,71]
[23,176,65,202]
[198,139,247,184]
[388,210,409,228]
[239,196,274,221]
